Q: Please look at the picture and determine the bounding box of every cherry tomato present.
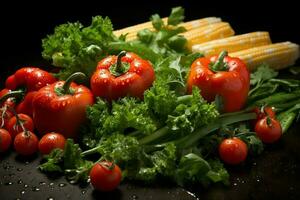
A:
[255,117,282,143]
[0,128,12,152]
[90,161,122,191]
[0,88,16,108]
[253,106,276,121]
[219,137,248,165]
[39,132,66,154]
[14,131,39,156]
[6,114,34,138]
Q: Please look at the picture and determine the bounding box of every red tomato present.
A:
[39,132,66,154]
[0,128,12,152]
[6,114,34,138]
[219,137,248,165]
[255,117,282,143]
[253,106,276,121]
[14,131,39,156]
[90,161,122,191]
[0,88,16,108]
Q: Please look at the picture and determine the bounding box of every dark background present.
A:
[0,1,300,199]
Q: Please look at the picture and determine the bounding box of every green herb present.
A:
[42,16,116,79]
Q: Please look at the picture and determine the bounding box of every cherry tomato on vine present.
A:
[253,106,276,121]
[255,117,282,143]
[0,108,13,128]
[0,128,12,152]
[39,132,66,154]
[219,137,248,165]
[14,131,39,156]
[90,161,122,191]
[6,114,34,138]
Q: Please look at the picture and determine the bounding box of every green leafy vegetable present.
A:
[134,143,177,182]
[42,16,117,79]
[167,88,219,134]
[250,64,278,86]
[175,153,211,186]
[136,7,188,57]
[85,97,157,139]
[144,80,178,122]
[39,149,64,173]
[167,7,185,26]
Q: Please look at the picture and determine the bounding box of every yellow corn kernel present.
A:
[179,17,221,31]
[113,17,168,39]
[230,42,300,71]
[182,22,235,50]
[113,17,221,41]
[192,32,271,56]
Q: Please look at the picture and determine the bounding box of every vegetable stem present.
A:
[116,51,127,73]
[176,95,192,104]
[250,90,300,107]
[210,51,228,72]
[63,72,86,94]
[0,90,24,104]
[81,146,100,157]
[175,112,256,149]
[139,126,169,145]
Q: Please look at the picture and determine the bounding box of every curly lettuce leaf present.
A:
[144,79,178,122]
[132,143,177,183]
[85,97,157,139]
[167,87,219,135]
[39,149,64,173]
[42,16,117,79]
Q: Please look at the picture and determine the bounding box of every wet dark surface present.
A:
[0,121,300,200]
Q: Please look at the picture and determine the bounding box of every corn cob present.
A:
[113,17,221,41]
[182,22,235,50]
[192,32,271,56]
[230,42,300,71]
[113,17,168,40]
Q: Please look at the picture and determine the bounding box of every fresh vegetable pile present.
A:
[0,7,300,192]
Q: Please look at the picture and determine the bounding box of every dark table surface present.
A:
[1,1,300,199]
[1,118,300,200]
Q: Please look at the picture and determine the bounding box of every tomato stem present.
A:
[0,90,24,104]
[0,105,8,128]
[266,116,272,127]
[210,51,228,72]
[100,161,115,170]
[9,107,29,137]
[62,72,87,95]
